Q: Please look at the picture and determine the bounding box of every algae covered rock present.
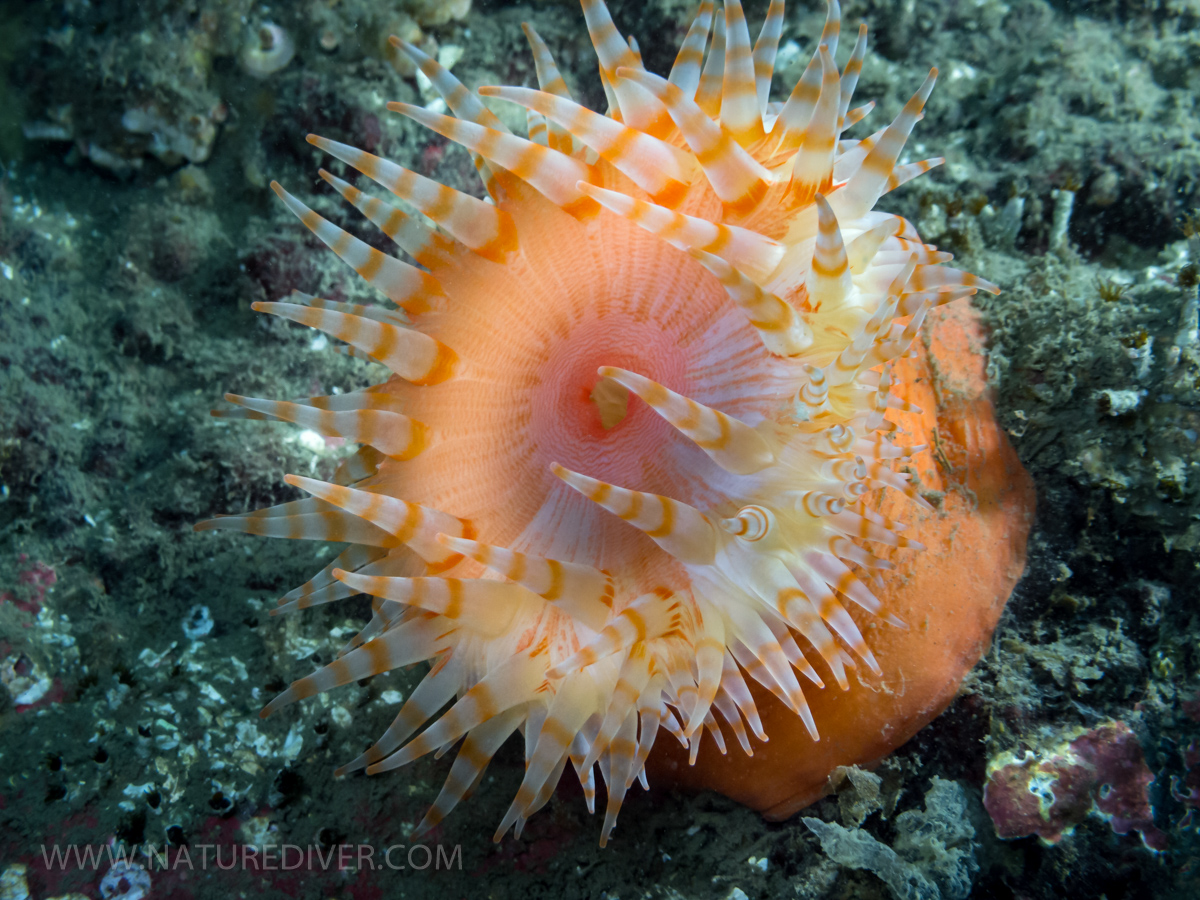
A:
[804,778,978,900]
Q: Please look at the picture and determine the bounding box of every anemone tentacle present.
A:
[198,0,1001,847]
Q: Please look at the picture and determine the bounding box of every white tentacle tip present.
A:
[434,531,474,553]
[544,662,571,680]
[720,505,775,542]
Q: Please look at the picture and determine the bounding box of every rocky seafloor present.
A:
[1,0,1199,898]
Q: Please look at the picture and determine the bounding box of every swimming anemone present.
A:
[198,0,1031,845]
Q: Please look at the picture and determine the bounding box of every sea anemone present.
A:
[199,0,1020,845]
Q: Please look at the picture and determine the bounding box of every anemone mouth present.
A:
[390,207,799,580]
[196,0,1001,846]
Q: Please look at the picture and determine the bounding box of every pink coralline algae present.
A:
[982,720,1167,851]
[1,556,62,711]
[0,554,57,614]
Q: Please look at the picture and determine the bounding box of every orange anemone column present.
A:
[650,300,1036,820]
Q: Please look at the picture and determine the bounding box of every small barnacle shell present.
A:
[241,23,295,78]
[721,505,776,542]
